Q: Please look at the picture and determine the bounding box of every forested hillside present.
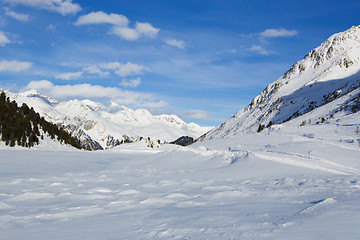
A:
[0,91,82,149]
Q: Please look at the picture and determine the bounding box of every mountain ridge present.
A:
[201,25,360,140]
[3,89,213,150]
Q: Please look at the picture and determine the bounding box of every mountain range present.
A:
[2,89,213,150]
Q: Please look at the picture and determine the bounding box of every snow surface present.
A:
[1,115,359,239]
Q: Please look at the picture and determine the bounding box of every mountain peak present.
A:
[27,89,59,103]
[283,25,360,81]
[202,25,360,140]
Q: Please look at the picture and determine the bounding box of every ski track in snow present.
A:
[252,150,359,175]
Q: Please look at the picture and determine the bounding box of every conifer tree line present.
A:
[0,91,82,149]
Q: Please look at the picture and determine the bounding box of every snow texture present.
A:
[0,109,360,239]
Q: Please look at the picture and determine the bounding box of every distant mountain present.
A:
[4,89,213,150]
[201,25,360,140]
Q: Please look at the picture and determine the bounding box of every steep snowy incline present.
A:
[203,25,360,140]
[4,89,213,149]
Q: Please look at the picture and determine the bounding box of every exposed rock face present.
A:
[63,125,103,150]
[170,136,194,146]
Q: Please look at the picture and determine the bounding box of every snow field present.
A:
[1,126,359,240]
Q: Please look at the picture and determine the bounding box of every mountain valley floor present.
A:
[0,119,360,239]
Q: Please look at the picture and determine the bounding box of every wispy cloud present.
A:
[82,65,109,78]
[46,24,56,31]
[4,7,30,22]
[260,28,298,38]
[165,38,186,49]
[101,61,147,77]
[25,80,167,108]
[0,59,32,72]
[54,62,145,81]
[3,0,81,15]
[249,45,273,55]
[75,11,159,41]
[120,77,141,88]
[0,31,11,46]
[182,110,212,121]
[55,71,83,80]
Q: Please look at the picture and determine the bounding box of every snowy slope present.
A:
[203,25,360,140]
[3,89,213,149]
[1,111,359,239]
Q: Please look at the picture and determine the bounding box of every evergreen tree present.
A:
[0,91,83,149]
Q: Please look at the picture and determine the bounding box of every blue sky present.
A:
[1,0,360,126]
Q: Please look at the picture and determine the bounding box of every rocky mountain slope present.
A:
[4,89,213,150]
[202,25,360,140]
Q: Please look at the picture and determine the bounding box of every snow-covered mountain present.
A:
[4,89,213,149]
[202,25,360,140]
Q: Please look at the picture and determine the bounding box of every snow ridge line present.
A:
[251,151,358,175]
[264,149,359,172]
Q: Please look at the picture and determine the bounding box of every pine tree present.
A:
[0,91,83,149]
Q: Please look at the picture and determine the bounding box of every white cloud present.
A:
[4,0,81,15]
[111,22,159,41]
[182,110,212,121]
[24,80,167,108]
[55,71,83,80]
[165,38,186,49]
[135,22,159,38]
[111,27,140,41]
[83,65,109,78]
[260,28,298,38]
[249,45,272,55]
[74,11,128,26]
[0,60,32,72]
[26,79,53,89]
[120,77,141,88]
[4,7,30,22]
[101,61,146,77]
[75,11,159,41]
[0,31,11,46]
